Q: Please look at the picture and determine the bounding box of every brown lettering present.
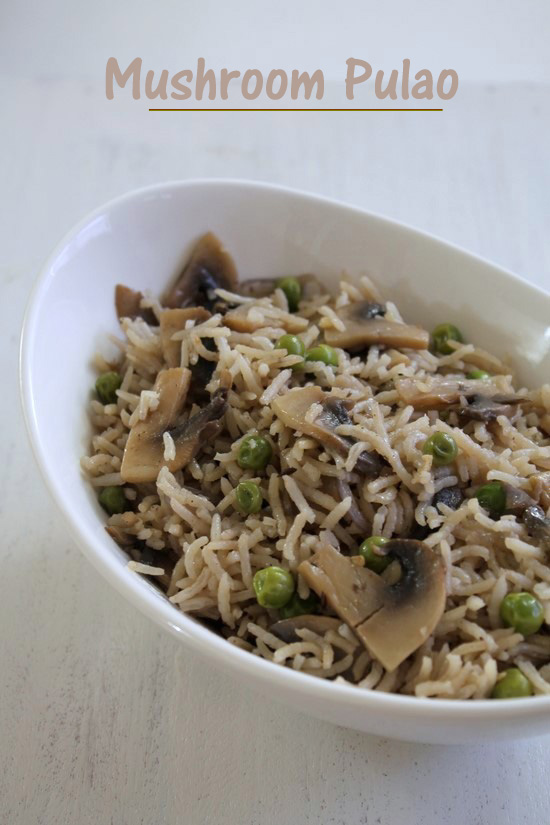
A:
[105,57,142,100]
[220,69,241,100]
[437,69,458,100]
[374,69,398,100]
[145,69,168,100]
[411,70,433,100]
[171,70,193,100]
[196,57,216,101]
[242,69,263,100]
[345,59,372,100]
[402,59,410,100]
[266,69,288,100]
[291,69,324,100]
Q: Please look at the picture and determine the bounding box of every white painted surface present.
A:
[3,0,550,83]
[3,3,550,820]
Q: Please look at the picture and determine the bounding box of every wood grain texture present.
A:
[2,78,550,824]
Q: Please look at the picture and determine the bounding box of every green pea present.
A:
[279,590,320,619]
[253,566,295,609]
[98,485,127,515]
[358,536,391,574]
[305,344,339,368]
[491,668,533,699]
[237,434,273,471]
[467,369,490,380]
[95,371,122,404]
[431,323,464,355]
[422,432,458,466]
[276,276,302,312]
[475,481,506,519]
[276,334,305,370]
[500,592,544,636]
[235,481,263,514]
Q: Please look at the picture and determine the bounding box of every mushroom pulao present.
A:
[82,232,550,699]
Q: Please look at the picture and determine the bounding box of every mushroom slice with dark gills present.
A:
[523,505,550,552]
[163,232,238,311]
[324,301,429,352]
[395,376,524,419]
[497,483,550,551]
[272,386,383,476]
[120,367,228,483]
[298,540,445,671]
[115,285,157,325]
[450,394,524,422]
[475,480,550,550]
[159,307,212,368]
[410,486,465,539]
[501,483,538,516]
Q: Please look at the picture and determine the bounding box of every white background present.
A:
[2,2,550,823]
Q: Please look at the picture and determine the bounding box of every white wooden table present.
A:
[3,50,550,824]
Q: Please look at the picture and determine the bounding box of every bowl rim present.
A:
[19,176,550,722]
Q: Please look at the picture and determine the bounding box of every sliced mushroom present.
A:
[167,383,228,466]
[408,523,432,541]
[324,301,429,351]
[484,482,550,550]
[115,284,157,325]
[298,540,445,671]
[451,394,523,422]
[159,307,212,368]
[224,303,308,334]
[410,487,463,540]
[163,232,238,311]
[496,483,550,551]
[270,615,344,644]
[523,505,550,552]
[120,368,228,483]
[395,376,523,417]
[502,483,538,515]
[121,367,190,483]
[189,337,220,404]
[395,377,485,409]
[272,386,383,476]
[432,485,463,511]
[298,543,384,627]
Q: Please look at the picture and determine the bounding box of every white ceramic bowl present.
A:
[20,179,550,744]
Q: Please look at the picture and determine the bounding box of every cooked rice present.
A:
[83,265,550,700]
